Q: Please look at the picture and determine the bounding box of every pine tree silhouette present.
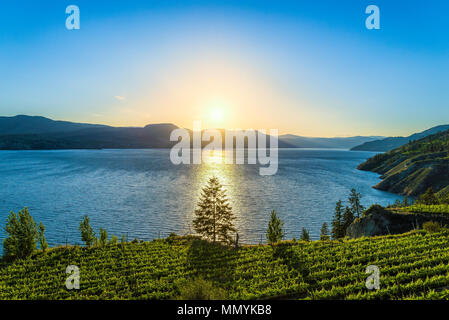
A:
[193,176,236,244]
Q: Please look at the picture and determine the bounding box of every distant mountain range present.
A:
[0,115,179,149]
[351,125,449,152]
[0,115,385,150]
[279,134,383,149]
[0,115,109,135]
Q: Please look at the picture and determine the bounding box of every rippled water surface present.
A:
[0,149,401,246]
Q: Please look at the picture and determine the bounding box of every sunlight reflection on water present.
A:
[0,149,402,249]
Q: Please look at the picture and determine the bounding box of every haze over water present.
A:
[0,149,401,248]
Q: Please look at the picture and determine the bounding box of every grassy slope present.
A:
[358,129,449,196]
[394,204,449,215]
[1,232,449,300]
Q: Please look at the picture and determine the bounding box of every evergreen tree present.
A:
[266,210,284,244]
[38,222,48,252]
[193,177,236,244]
[300,228,310,241]
[349,188,365,218]
[440,193,449,205]
[418,187,439,205]
[79,215,96,247]
[342,206,355,236]
[3,208,39,259]
[393,199,402,207]
[320,222,330,241]
[402,196,410,207]
[331,200,344,239]
[99,228,108,247]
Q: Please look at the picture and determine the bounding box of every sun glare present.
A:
[210,107,225,123]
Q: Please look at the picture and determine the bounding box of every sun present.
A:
[210,107,225,123]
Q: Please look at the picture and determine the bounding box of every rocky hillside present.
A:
[347,205,449,238]
[358,129,449,196]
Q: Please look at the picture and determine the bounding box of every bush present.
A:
[109,235,118,245]
[3,208,39,259]
[176,278,227,300]
[166,233,179,244]
[423,221,441,233]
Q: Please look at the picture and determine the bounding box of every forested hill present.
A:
[358,129,449,197]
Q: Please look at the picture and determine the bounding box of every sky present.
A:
[0,0,448,137]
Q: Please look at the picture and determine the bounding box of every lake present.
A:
[0,148,401,248]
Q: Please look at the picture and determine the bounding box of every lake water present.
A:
[0,149,401,248]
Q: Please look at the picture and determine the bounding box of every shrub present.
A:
[109,235,118,245]
[423,221,441,233]
[176,278,227,300]
[166,233,179,244]
[3,208,39,259]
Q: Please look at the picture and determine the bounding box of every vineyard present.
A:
[1,231,449,300]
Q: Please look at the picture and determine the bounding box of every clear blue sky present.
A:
[1,0,448,136]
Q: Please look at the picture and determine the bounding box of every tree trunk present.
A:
[213,199,216,243]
